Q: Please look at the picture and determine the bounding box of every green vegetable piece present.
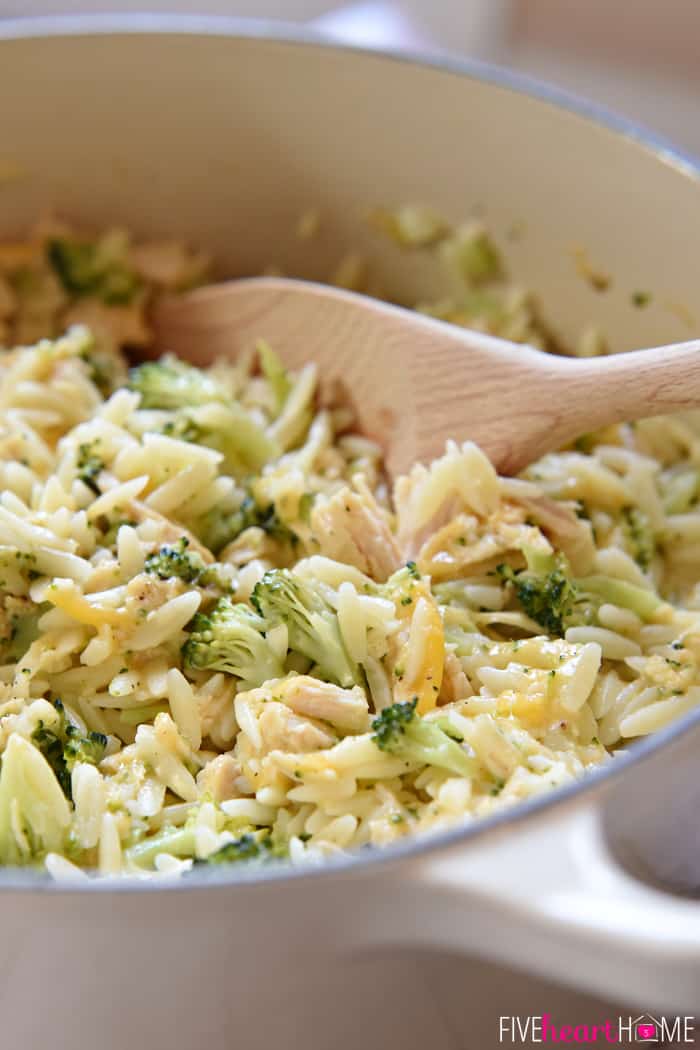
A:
[182,466,285,554]
[621,507,656,571]
[370,205,450,248]
[126,825,196,868]
[0,603,41,663]
[163,403,279,478]
[144,537,207,583]
[126,826,278,870]
[0,733,71,863]
[31,699,107,800]
[76,440,105,496]
[205,832,268,864]
[118,702,169,727]
[498,549,579,636]
[372,699,475,778]
[47,237,140,304]
[128,356,220,409]
[195,404,279,476]
[79,341,125,397]
[191,507,242,557]
[183,597,284,688]
[251,569,359,688]
[576,575,662,622]
[257,339,291,412]
[446,226,504,285]
[229,496,297,546]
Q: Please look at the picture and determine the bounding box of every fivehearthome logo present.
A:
[498,1013,696,1044]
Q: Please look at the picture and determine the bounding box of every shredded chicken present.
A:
[311,480,401,581]
[438,650,472,704]
[197,675,237,750]
[416,502,550,580]
[125,573,182,615]
[398,493,463,561]
[220,526,288,568]
[274,675,370,734]
[196,753,242,802]
[500,478,596,574]
[258,701,336,753]
[395,440,500,559]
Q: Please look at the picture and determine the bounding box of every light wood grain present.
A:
[153,277,700,477]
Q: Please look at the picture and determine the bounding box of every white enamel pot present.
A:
[1,17,700,1048]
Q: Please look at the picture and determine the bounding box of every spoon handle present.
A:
[410,331,700,475]
[557,340,700,439]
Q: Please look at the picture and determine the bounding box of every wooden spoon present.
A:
[153,277,700,478]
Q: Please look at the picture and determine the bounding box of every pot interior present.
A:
[0,26,698,354]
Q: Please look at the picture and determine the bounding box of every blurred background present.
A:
[5,0,700,158]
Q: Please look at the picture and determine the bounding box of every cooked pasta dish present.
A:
[0,212,697,878]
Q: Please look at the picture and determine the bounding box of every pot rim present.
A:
[0,12,698,894]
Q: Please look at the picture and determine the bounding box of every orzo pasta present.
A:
[0,214,698,879]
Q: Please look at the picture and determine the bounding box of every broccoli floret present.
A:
[182,598,284,688]
[6,610,40,661]
[189,495,294,557]
[191,506,243,556]
[96,514,139,547]
[254,504,297,544]
[183,404,279,476]
[129,356,220,409]
[251,569,358,688]
[144,537,207,583]
[31,699,107,800]
[257,339,291,412]
[205,832,269,864]
[79,341,127,397]
[234,495,298,545]
[444,225,504,285]
[371,699,475,777]
[372,698,416,746]
[126,826,280,870]
[157,388,278,476]
[63,727,107,771]
[499,546,663,633]
[161,414,200,443]
[503,567,575,634]
[621,506,656,571]
[498,549,580,635]
[203,830,286,865]
[47,237,140,304]
[0,596,41,663]
[76,440,105,496]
